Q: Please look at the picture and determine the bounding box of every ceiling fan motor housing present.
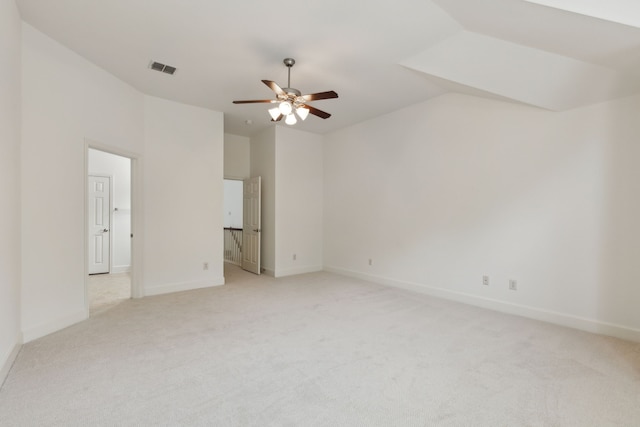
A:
[279,88,303,108]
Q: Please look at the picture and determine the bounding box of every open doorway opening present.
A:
[87,148,132,315]
[223,177,262,281]
[223,179,243,266]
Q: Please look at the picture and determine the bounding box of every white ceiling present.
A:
[16,0,640,137]
[523,0,640,29]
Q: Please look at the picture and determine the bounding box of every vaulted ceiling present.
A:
[16,0,640,137]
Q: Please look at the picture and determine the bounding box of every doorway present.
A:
[223,179,243,266]
[86,145,137,315]
[223,177,262,278]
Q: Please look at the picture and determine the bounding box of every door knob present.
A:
[102,228,109,232]
[253,229,261,232]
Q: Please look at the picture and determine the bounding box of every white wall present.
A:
[250,127,276,274]
[88,148,131,273]
[275,127,324,277]
[224,133,250,179]
[143,96,224,296]
[324,92,640,342]
[21,23,145,341]
[21,24,225,341]
[0,0,22,380]
[246,126,324,277]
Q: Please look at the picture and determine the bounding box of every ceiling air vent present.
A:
[149,61,177,75]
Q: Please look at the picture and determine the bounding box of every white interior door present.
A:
[242,176,261,275]
[88,175,111,274]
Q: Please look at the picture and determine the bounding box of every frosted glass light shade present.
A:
[296,107,309,120]
[268,107,281,121]
[279,101,293,115]
[285,113,297,125]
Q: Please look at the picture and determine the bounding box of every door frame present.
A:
[84,139,144,318]
[88,173,113,275]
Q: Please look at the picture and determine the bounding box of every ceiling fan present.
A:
[233,58,338,125]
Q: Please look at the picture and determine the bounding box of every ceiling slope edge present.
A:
[400,30,632,111]
[523,0,640,29]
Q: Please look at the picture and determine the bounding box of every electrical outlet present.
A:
[368,258,373,266]
[509,279,517,290]
[483,275,489,286]
[293,253,297,261]
[203,262,209,270]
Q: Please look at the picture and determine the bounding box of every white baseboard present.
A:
[262,268,275,277]
[111,265,131,274]
[1,340,22,388]
[325,266,640,343]
[22,309,88,343]
[275,265,323,278]
[143,277,225,297]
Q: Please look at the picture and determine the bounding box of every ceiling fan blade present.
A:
[233,99,277,104]
[271,114,284,122]
[301,90,339,102]
[304,105,332,119]
[262,80,285,96]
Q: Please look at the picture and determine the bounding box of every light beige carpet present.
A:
[88,272,131,315]
[1,264,639,426]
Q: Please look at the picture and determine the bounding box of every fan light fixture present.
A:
[285,114,297,125]
[264,59,327,126]
[279,101,293,115]
[268,107,280,121]
[296,107,309,121]
[232,58,338,126]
